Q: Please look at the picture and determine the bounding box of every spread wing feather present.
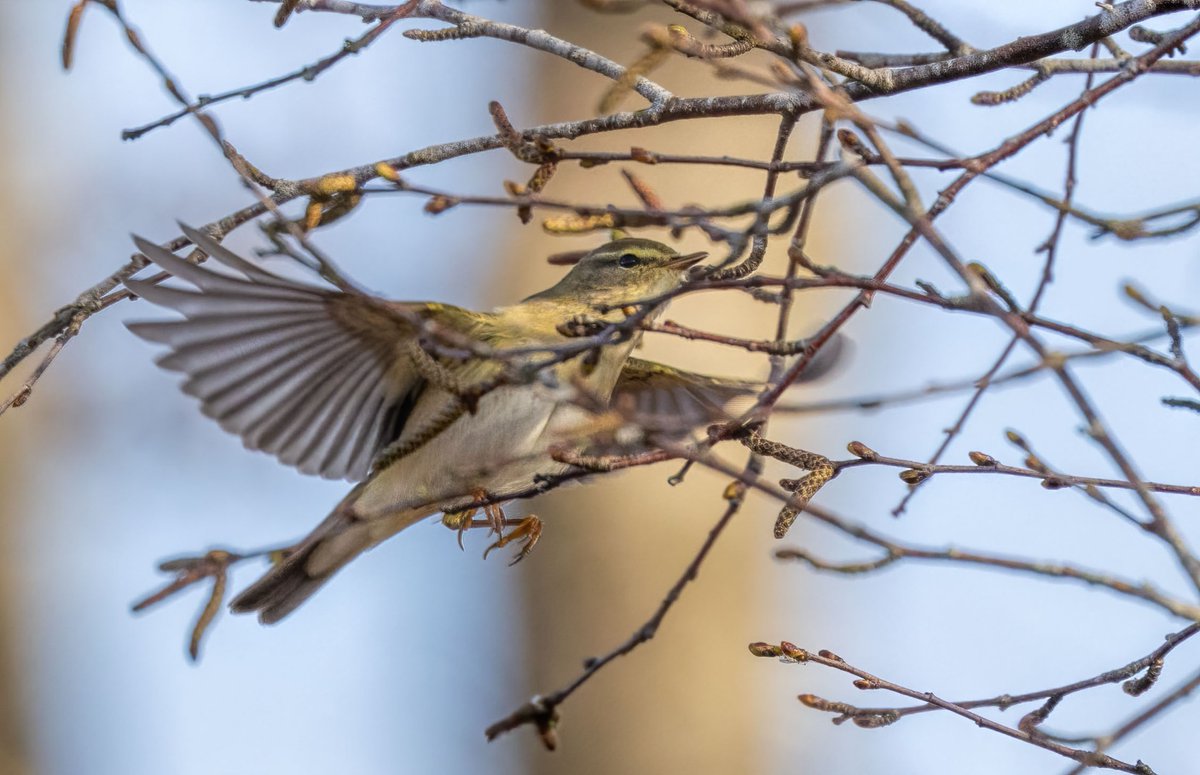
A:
[611,358,760,433]
[125,224,487,481]
[611,336,846,434]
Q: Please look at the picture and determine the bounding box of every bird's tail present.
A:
[230,489,427,624]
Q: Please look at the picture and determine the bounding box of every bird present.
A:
[125,225,841,623]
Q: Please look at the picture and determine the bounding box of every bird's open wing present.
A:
[611,336,846,432]
[611,358,760,432]
[125,225,492,481]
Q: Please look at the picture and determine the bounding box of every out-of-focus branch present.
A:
[747,641,1153,773]
[768,623,1199,726]
[888,41,1102,516]
[485,488,747,749]
[1062,666,1200,775]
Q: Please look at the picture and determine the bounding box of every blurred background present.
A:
[1,2,1198,773]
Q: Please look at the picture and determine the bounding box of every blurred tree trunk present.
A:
[0,63,36,775]
[490,5,837,772]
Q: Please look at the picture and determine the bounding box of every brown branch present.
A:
[748,642,1153,773]
[813,443,1200,499]
[122,3,419,139]
[16,1,1200,394]
[485,485,748,748]
[1063,666,1200,775]
[132,0,671,140]
[889,42,1102,516]
[771,484,1200,622]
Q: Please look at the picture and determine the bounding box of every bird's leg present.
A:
[441,489,529,552]
[483,514,543,566]
[440,506,477,551]
[442,492,498,550]
[441,490,543,564]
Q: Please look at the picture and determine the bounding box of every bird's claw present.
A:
[441,509,473,550]
[483,515,543,566]
[443,491,541,563]
[483,501,506,537]
[442,489,506,550]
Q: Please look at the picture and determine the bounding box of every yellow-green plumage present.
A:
[124,229,835,623]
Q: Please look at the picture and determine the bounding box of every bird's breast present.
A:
[353,329,639,520]
[353,383,562,519]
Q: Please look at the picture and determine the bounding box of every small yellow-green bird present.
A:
[126,226,839,623]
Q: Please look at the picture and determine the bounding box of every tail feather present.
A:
[230,508,362,624]
[238,568,327,624]
[230,492,430,624]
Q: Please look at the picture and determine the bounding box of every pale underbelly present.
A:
[352,384,579,519]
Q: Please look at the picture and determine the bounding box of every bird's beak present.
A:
[667,251,708,269]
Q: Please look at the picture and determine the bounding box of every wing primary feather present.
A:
[277,352,380,476]
[180,327,343,408]
[156,318,330,375]
[233,342,365,448]
[314,359,388,477]
[127,309,320,348]
[249,346,373,454]
[132,235,314,300]
[225,338,365,444]
[287,350,383,470]
[125,279,315,315]
[295,354,380,475]
[131,235,212,287]
[177,223,293,285]
[123,230,489,480]
[339,386,389,480]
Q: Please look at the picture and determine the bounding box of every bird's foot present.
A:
[442,503,543,564]
[441,509,473,550]
[442,489,507,549]
[483,515,543,566]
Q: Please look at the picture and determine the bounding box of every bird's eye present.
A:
[617,253,639,268]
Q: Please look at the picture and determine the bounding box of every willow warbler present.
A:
[125,226,839,623]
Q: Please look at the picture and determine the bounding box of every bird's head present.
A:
[533,238,708,308]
